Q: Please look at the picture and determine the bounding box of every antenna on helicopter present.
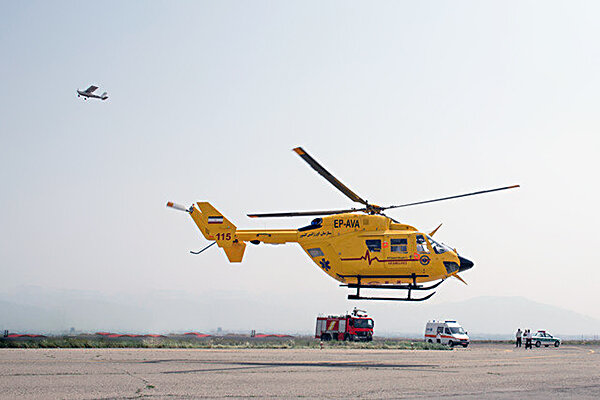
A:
[190,241,217,255]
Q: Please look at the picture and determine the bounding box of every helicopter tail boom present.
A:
[185,202,298,262]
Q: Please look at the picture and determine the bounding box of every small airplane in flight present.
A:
[77,85,108,101]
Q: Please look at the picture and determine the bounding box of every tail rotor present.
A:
[166,201,192,213]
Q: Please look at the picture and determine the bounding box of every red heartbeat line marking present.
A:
[340,250,419,266]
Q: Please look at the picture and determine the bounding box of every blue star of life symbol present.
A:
[319,258,331,271]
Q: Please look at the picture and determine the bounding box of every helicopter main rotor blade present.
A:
[383,185,520,210]
[248,207,365,218]
[293,147,368,206]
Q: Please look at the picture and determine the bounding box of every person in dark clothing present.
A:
[516,328,522,348]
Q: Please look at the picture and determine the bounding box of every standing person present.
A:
[525,329,532,349]
[516,328,522,348]
[436,330,442,344]
[529,330,534,349]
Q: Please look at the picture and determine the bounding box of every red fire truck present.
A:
[315,308,374,342]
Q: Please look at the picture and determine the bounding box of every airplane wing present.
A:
[84,85,98,94]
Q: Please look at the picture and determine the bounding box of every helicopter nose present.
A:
[458,256,474,272]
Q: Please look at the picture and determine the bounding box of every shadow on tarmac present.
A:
[153,359,442,374]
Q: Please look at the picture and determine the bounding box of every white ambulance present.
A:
[425,320,470,347]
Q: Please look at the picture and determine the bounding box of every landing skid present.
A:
[338,274,445,301]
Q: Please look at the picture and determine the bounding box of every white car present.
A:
[531,330,561,347]
[425,320,470,347]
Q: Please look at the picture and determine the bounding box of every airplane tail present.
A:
[168,201,246,262]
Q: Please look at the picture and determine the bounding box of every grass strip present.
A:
[0,337,450,350]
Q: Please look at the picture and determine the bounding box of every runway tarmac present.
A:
[1,343,599,399]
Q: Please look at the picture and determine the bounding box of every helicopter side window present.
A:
[307,248,324,257]
[365,239,381,252]
[391,238,408,253]
[416,235,430,254]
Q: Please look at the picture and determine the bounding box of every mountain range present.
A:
[1,287,599,338]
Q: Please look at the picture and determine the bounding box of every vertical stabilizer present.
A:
[188,202,246,262]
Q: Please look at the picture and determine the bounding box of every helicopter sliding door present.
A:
[384,234,410,268]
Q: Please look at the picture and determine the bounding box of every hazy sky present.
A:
[1,1,599,328]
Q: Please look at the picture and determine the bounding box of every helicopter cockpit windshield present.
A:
[426,235,454,254]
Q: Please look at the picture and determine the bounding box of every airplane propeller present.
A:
[247,147,520,218]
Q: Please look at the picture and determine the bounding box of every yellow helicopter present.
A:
[168,147,519,301]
